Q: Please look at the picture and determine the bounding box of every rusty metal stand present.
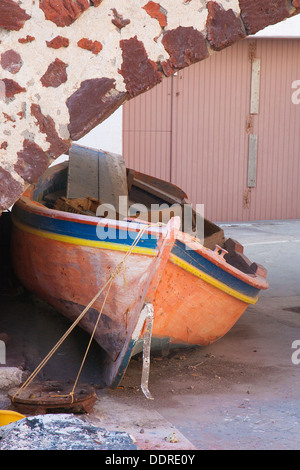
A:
[8,382,96,415]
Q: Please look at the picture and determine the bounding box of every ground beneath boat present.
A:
[1,220,300,450]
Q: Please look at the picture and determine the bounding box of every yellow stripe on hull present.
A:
[12,217,158,257]
[13,217,258,305]
[170,253,258,305]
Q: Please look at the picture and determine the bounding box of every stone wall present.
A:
[0,0,299,212]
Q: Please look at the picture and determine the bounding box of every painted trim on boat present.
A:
[172,240,261,298]
[169,253,258,305]
[12,216,158,257]
[12,201,262,302]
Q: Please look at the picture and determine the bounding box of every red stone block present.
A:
[162,26,208,73]
[1,50,23,74]
[1,78,25,98]
[0,167,23,211]
[66,78,127,140]
[15,139,49,184]
[39,0,90,27]
[0,0,30,31]
[77,38,103,55]
[46,36,70,49]
[40,58,68,88]
[206,1,245,51]
[111,8,130,29]
[31,104,70,158]
[119,36,162,98]
[143,1,167,28]
[239,0,289,35]
[18,35,35,43]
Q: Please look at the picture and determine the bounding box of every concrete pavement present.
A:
[149,219,300,449]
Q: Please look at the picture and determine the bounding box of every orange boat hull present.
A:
[11,196,268,355]
[152,259,248,348]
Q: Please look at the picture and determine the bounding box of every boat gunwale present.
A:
[176,232,269,291]
[16,196,170,238]
[13,195,269,292]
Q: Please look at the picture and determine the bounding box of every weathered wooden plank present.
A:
[250,58,261,115]
[67,144,128,218]
[67,144,99,199]
[98,151,128,217]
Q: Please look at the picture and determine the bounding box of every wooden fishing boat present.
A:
[11,145,268,389]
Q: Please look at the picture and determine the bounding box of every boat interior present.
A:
[31,144,264,277]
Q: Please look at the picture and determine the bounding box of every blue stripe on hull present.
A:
[172,241,259,299]
[13,204,159,251]
[13,203,259,301]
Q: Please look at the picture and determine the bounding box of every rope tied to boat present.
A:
[12,222,165,403]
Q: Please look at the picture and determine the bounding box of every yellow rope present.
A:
[51,280,114,403]
[12,222,163,403]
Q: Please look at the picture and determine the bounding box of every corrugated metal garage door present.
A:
[123,39,300,222]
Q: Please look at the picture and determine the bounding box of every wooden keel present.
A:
[102,217,180,390]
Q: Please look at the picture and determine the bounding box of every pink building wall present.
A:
[123,39,300,222]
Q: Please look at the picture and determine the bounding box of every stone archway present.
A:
[0,0,299,212]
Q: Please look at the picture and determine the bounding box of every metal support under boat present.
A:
[141,303,154,400]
